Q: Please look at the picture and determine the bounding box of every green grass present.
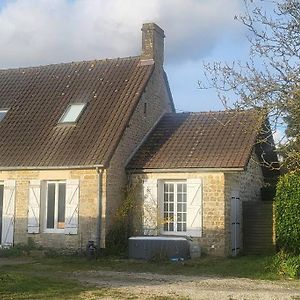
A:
[0,267,136,300]
[0,272,87,299]
[1,254,286,279]
[0,254,297,299]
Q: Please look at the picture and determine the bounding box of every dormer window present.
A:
[59,103,86,124]
[0,109,8,122]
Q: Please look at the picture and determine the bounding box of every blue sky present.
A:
[0,0,249,112]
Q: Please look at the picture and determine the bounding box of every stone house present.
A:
[127,111,278,256]
[0,23,277,256]
[0,23,174,250]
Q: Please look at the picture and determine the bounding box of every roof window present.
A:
[0,109,8,122]
[59,103,86,124]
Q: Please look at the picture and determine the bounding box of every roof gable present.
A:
[0,57,154,168]
[127,110,265,170]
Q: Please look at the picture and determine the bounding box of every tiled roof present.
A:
[127,110,264,170]
[0,57,154,168]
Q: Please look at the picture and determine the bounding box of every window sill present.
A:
[43,229,65,234]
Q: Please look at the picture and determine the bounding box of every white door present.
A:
[230,192,241,256]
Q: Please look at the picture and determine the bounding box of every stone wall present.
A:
[130,172,227,256]
[104,65,173,245]
[130,154,265,257]
[224,152,265,254]
[0,169,100,250]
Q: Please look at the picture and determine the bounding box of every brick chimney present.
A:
[140,23,165,66]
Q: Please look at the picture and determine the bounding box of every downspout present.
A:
[96,167,103,249]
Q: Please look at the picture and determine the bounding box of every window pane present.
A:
[169,203,174,212]
[164,184,168,193]
[177,203,182,211]
[177,213,182,221]
[60,104,85,123]
[177,184,182,193]
[177,194,182,202]
[183,184,187,193]
[47,184,55,229]
[57,183,66,228]
[183,223,187,231]
[169,223,174,231]
[182,193,187,203]
[169,193,174,202]
[164,193,168,202]
[177,223,182,231]
[169,184,174,193]
[0,110,8,122]
[164,203,168,211]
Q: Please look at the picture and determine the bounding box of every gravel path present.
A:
[75,270,300,300]
[1,258,299,299]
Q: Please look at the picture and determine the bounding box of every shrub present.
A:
[271,251,300,278]
[106,181,141,255]
[0,238,40,257]
[275,173,300,255]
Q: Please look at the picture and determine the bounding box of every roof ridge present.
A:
[0,55,141,72]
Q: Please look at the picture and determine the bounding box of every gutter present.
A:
[0,164,104,171]
[128,167,244,174]
[96,167,104,249]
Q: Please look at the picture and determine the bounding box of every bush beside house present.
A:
[274,172,300,278]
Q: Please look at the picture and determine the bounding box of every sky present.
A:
[0,0,249,113]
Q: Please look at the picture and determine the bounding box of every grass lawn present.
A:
[0,254,297,299]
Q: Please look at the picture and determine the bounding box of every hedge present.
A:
[275,173,300,255]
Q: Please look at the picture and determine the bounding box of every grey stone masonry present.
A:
[141,23,165,65]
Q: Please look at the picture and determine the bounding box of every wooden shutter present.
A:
[28,180,41,234]
[186,179,202,237]
[64,179,79,235]
[2,180,16,246]
[157,180,164,232]
[230,192,241,256]
[143,179,158,235]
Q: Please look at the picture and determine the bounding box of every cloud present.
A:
[0,0,243,68]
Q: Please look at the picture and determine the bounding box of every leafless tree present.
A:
[201,0,300,171]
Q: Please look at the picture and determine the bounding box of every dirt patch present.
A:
[74,270,300,300]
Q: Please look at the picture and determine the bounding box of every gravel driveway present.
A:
[75,270,300,300]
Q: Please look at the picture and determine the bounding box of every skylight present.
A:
[0,109,8,122]
[59,103,86,124]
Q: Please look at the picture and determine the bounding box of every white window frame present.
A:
[59,103,86,124]
[161,180,187,236]
[0,109,8,122]
[44,181,66,233]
